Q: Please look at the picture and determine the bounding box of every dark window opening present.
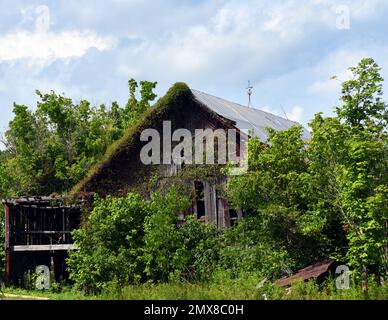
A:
[229,208,238,227]
[236,132,241,158]
[195,181,206,220]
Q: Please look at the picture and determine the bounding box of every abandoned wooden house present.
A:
[72,83,310,226]
[3,83,309,284]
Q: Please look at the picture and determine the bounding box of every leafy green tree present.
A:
[309,58,387,292]
[227,126,340,269]
[227,58,387,292]
[1,79,157,196]
[337,58,387,132]
[68,187,224,291]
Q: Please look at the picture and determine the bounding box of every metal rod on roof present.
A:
[246,81,253,108]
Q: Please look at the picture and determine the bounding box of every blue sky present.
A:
[1,0,388,140]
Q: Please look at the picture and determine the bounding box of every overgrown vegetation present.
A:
[0,79,157,196]
[227,58,387,292]
[2,276,387,300]
[0,79,157,277]
[0,59,387,299]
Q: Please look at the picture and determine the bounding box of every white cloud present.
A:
[307,49,367,94]
[112,0,387,83]
[1,0,388,138]
[0,30,116,67]
[260,105,304,123]
[286,106,304,122]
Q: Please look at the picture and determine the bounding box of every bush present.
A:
[172,216,221,281]
[68,187,196,292]
[141,189,190,282]
[141,190,221,283]
[67,193,150,292]
[219,216,292,279]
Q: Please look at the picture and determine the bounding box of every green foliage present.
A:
[227,126,339,269]
[337,58,387,132]
[307,58,388,275]
[227,57,388,280]
[173,216,221,281]
[142,190,190,282]
[71,82,192,195]
[0,79,157,196]
[68,187,199,292]
[68,185,226,292]
[219,216,292,279]
[67,193,150,292]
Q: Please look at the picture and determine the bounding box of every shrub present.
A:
[67,193,150,292]
[219,216,292,279]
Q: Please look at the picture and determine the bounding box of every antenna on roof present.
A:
[280,104,289,120]
[246,80,253,108]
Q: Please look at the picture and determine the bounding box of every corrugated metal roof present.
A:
[191,89,311,142]
[275,260,336,287]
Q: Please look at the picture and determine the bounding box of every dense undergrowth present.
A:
[2,275,387,300]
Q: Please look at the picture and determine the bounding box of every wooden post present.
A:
[361,264,369,299]
[4,203,11,282]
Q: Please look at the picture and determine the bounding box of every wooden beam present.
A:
[21,231,72,234]
[11,244,77,252]
[4,203,10,249]
[4,203,11,281]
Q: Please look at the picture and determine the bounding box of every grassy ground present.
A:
[1,287,95,300]
[116,280,388,300]
[2,278,387,300]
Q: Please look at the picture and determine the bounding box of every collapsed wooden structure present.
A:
[3,196,81,285]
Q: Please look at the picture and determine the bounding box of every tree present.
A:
[227,126,342,270]
[329,58,387,292]
[337,58,387,132]
[0,79,157,196]
[227,58,387,293]
[0,79,157,278]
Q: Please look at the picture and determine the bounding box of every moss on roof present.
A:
[71,82,193,195]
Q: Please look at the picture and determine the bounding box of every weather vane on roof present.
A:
[246,80,253,108]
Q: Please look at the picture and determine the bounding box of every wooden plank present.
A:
[11,244,77,252]
[4,203,11,281]
[21,231,72,234]
[4,203,10,248]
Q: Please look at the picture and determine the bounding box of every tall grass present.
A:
[101,271,388,300]
[3,271,387,300]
